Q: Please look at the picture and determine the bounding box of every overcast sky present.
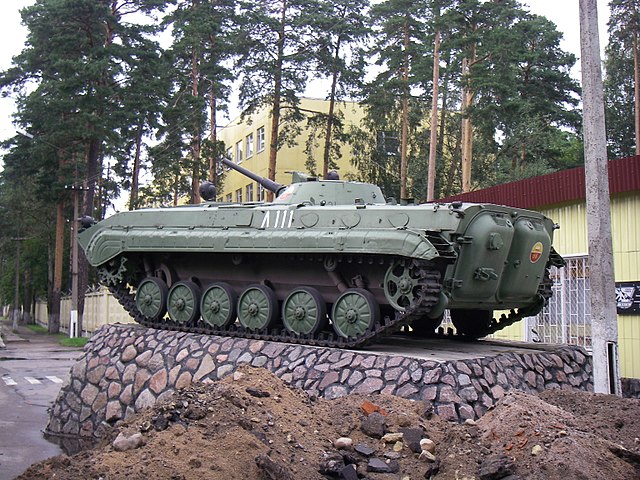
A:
[0,0,611,145]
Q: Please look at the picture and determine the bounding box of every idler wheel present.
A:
[237,284,279,331]
[201,282,237,328]
[282,287,327,335]
[331,288,379,339]
[384,259,423,310]
[167,281,201,325]
[135,277,168,321]
[450,309,493,339]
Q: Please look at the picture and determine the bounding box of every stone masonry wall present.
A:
[47,324,593,439]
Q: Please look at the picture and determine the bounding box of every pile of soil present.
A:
[19,366,640,479]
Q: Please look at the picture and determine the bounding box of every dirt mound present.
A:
[18,366,640,480]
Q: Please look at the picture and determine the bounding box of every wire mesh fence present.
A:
[526,256,592,350]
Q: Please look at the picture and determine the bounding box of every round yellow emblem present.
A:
[530,242,543,263]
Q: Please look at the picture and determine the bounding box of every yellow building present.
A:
[442,155,640,381]
[217,97,365,202]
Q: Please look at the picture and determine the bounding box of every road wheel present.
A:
[167,281,201,325]
[135,277,168,321]
[201,282,237,328]
[237,284,279,331]
[282,287,327,335]
[331,288,379,339]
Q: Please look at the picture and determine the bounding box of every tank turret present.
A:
[221,156,386,206]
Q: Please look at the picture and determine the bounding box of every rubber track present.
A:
[108,258,441,349]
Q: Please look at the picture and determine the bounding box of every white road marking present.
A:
[1,375,65,386]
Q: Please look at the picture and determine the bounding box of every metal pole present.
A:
[579,0,621,394]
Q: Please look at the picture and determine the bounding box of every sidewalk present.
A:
[0,318,29,346]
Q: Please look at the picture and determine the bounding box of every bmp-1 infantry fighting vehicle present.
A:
[79,158,564,348]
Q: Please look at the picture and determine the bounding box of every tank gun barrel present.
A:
[221,157,285,196]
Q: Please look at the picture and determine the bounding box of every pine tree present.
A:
[359,0,433,200]
[235,0,318,199]
[606,0,640,157]
[303,0,370,178]
[151,0,236,204]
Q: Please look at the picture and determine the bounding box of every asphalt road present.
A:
[0,320,84,480]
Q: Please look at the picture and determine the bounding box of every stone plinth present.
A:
[46,324,592,439]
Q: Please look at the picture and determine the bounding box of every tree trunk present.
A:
[173,173,179,206]
[209,86,217,184]
[12,238,21,330]
[129,118,144,210]
[23,270,33,324]
[191,46,202,204]
[267,0,288,201]
[49,200,64,334]
[400,17,410,201]
[77,138,101,336]
[322,40,341,178]
[437,52,451,198]
[461,45,476,192]
[427,28,441,202]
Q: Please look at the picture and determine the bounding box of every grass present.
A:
[25,323,88,347]
[26,324,48,334]
[58,336,88,348]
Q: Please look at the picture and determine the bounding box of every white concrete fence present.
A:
[33,288,135,336]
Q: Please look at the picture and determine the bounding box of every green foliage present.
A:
[142,0,237,205]
[352,0,581,199]
[302,0,371,176]
[26,324,48,334]
[0,0,169,316]
[605,0,640,158]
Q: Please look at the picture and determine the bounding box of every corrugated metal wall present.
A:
[540,193,640,378]
[541,202,588,255]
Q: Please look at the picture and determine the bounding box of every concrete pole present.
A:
[70,187,79,338]
[579,0,621,394]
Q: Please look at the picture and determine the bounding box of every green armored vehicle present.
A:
[79,158,564,347]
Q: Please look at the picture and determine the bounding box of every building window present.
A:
[225,193,232,202]
[235,141,243,163]
[377,131,399,157]
[225,147,232,170]
[245,133,254,159]
[258,183,265,201]
[245,183,254,202]
[257,126,265,153]
[235,188,243,203]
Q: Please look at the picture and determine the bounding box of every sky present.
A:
[0,0,612,146]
